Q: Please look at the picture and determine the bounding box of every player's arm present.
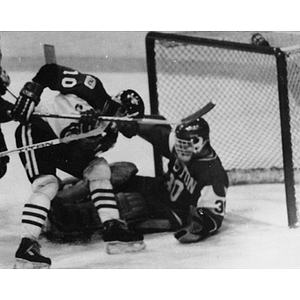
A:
[32,64,113,111]
[175,182,228,244]
[138,116,172,158]
[196,184,227,226]
[11,82,43,124]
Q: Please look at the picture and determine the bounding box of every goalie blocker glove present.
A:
[174,206,223,243]
[11,82,43,124]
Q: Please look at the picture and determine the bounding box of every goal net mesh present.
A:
[147,35,300,188]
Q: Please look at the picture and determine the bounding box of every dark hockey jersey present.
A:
[144,124,229,222]
[31,64,120,144]
[32,64,113,111]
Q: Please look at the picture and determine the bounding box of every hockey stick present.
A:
[3,43,56,100]
[0,101,215,157]
[33,101,216,125]
[33,112,179,125]
[44,44,57,64]
[0,122,109,158]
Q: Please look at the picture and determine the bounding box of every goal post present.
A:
[145,31,300,228]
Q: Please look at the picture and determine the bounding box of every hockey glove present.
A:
[11,82,43,124]
[174,206,222,243]
[79,109,101,133]
[93,123,118,153]
[0,67,11,95]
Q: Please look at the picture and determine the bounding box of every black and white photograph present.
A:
[1,4,300,298]
[1,30,300,271]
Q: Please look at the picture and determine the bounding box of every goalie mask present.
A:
[174,117,210,162]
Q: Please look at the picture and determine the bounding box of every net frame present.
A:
[145,31,300,227]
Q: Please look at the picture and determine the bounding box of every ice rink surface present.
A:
[1,37,300,299]
[0,71,300,270]
[1,110,300,270]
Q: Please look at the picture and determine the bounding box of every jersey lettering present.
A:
[62,77,77,88]
[167,173,184,202]
[173,159,197,194]
[61,70,79,88]
[63,70,79,75]
[215,199,225,214]
[166,159,198,202]
[197,186,227,216]
[84,75,96,89]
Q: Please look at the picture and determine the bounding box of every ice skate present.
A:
[14,238,51,269]
[103,219,146,254]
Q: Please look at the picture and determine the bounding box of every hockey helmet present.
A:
[174,117,210,162]
[113,89,145,118]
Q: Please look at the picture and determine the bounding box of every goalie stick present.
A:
[33,101,216,125]
[0,101,215,157]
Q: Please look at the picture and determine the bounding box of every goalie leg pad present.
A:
[116,192,149,224]
[110,161,138,187]
[48,196,101,233]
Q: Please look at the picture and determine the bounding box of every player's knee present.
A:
[83,157,111,181]
[32,174,59,200]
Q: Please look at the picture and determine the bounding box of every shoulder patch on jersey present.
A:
[84,75,96,89]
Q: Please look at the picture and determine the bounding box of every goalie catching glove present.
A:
[11,81,43,124]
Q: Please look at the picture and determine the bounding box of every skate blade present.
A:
[106,240,146,255]
[14,258,51,269]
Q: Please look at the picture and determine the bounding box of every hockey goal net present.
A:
[145,31,300,227]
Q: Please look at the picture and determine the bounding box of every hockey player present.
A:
[0,50,13,179]
[11,63,146,269]
[48,116,229,244]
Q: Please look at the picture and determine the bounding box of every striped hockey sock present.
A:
[22,203,49,239]
[91,188,120,223]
